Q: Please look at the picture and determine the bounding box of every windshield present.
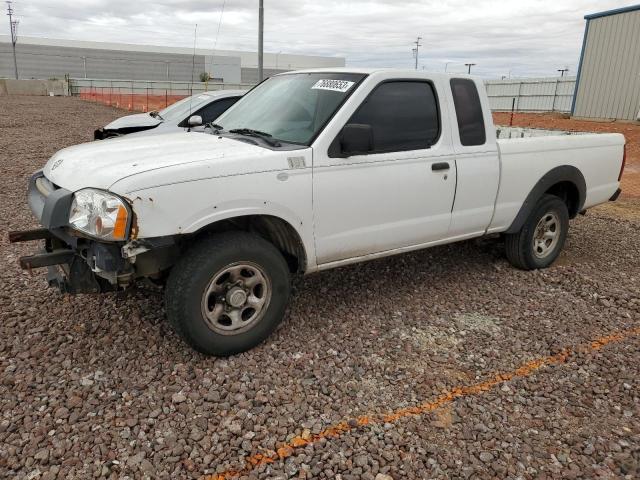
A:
[158,94,216,121]
[215,72,366,145]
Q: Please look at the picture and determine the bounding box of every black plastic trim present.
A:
[41,187,74,229]
[505,165,586,234]
[432,162,450,171]
[609,188,622,202]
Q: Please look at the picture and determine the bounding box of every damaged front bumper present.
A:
[9,171,143,294]
[10,227,121,294]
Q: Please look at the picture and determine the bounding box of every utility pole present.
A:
[258,0,264,82]
[465,63,476,74]
[413,36,422,70]
[6,1,18,79]
[557,67,569,77]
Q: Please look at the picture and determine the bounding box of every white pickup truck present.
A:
[11,68,626,356]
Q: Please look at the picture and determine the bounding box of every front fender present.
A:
[122,169,317,270]
[182,199,305,235]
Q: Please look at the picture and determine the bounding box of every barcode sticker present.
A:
[311,79,355,93]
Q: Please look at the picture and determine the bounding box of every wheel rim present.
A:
[200,262,272,335]
[532,211,561,259]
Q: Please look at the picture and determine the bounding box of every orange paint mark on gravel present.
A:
[202,327,640,480]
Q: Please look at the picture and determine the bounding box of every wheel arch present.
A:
[190,214,308,274]
[506,165,586,234]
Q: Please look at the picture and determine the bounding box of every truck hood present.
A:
[103,113,163,130]
[44,132,274,192]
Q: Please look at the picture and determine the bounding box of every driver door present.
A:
[312,79,457,265]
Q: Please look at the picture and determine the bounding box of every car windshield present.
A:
[215,72,366,145]
[158,94,217,121]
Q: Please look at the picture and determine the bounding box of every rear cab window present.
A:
[450,78,486,146]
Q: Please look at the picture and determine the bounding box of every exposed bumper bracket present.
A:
[8,228,54,243]
[19,250,75,270]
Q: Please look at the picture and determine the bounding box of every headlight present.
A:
[68,188,130,241]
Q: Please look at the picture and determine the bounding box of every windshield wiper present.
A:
[229,128,281,147]
[207,123,225,134]
[149,111,164,120]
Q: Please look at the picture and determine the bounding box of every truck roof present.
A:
[278,67,477,80]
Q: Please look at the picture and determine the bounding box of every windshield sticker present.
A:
[311,79,355,93]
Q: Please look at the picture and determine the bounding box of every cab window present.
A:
[197,97,241,124]
[450,78,486,146]
[346,80,440,153]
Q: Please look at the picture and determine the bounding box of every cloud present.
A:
[7,0,639,77]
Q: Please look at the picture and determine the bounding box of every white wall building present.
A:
[0,36,345,84]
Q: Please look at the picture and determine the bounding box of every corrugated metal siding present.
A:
[573,10,640,120]
[485,78,575,112]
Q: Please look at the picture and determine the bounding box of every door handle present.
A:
[431,162,450,171]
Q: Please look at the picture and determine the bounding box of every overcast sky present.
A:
[6,0,639,78]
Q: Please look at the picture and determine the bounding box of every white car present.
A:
[12,68,625,356]
[93,90,244,139]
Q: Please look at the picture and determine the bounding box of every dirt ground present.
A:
[1,96,640,480]
[494,112,640,198]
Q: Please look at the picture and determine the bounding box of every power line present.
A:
[210,0,226,73]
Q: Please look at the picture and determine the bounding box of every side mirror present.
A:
[340,123,373,157]
[187,115,203,127]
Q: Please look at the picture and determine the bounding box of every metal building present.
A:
[0,36,345,84]
[572,4,640,121]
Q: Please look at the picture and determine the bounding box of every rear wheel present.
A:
[165,232,290,356]
[505,194,569,270]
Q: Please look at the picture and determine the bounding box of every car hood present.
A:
[103,113,163,130]
[44,132,279,193]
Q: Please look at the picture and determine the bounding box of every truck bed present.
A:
[489,131,625,233]
[496,126,586,139]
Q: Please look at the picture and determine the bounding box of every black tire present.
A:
[505,194,569,270]
[165,232,290,356]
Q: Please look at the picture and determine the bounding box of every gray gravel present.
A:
[1,95,640,479]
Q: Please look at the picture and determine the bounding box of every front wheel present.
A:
[165,232,291,356]
[505,194,569,270]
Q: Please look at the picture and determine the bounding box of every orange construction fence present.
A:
[79,87,188,112]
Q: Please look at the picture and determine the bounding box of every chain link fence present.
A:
[69,78,253,112]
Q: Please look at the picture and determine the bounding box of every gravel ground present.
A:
[1,95,640,480]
